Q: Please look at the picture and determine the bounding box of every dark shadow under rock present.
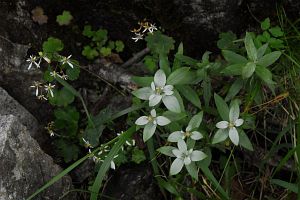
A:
[103,164,162,200]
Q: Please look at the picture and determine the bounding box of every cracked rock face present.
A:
[0,115,73,200]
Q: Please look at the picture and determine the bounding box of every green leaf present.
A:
[244,32,257,61]
[257,43,269,59]
[175,54,198,67]
[269,26,284,37]
[261,18,270,30]
[214,93,229,121]
[167,67,196,85]
[239,130,253,151]
[145,31,175,55]
[92,29,108,42]
[157,178,180,196]
[107,41,115,49]
[162,111,186,122]
[43,70,54,82]
[56,140,79,163]
[257,51,281,67]
[66,65,80,81]
[82,46,99,60]
[48,87,75,106]
[100,47,111,56]
[115,40,124,52]
[177,85,201,109]
[222,50,247,64]
[225,79,243,102]
[203,77,211,107]
[242,62,256,79]
[82,25,94,38]
[159,55,171,76]
[162,95,181,113]
[187,112,203,130]
[90,126,137,200]
[157,146,176,157]
[131,147,146,164]
[255,65,275,85]
[212,129,228,144]
[144,56,158,73]
[131,76,153,87]
[217,31,238,51]
[186,162,198,181]
[43,37,64,53]
[56,10,73,26]
[221,63,244,76]
[270,179,298,193]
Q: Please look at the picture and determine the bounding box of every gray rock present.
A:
[0,114,74,200]
[0,87,39,138]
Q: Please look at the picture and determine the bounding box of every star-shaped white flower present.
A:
[143,23,158,34]
[132,33,144,42]
[44,83,55,98]
[60,55,73,68]
[170,139,206,175]
[26,55,41,70]
[132,69,181,113]
[213,103,244,145]
[135,109,170,142]
[30,81,42,96]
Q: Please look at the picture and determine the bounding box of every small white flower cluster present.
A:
[131,20,158,42]
[45,121,55,137]
[30,81,55,100]
[27,54,73,100]
[83,131,136,170]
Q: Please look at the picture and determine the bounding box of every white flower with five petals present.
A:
[170,139,206,175]
[60,55,73,68]
[135,109,170,142]
[26,55,41,70]
[213,103,244,145]
[132,69,181,113]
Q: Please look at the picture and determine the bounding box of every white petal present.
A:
[132,87,153,100]
[168,131,184,142]
[154,69,166,87]
[151,82,156,90]
[170,158,184,175]
[212,129,229,144]
[150,109,156,117]
[135,116,149,125]
[216,121,229,129]
[163,85,174,95]
[184,156,192,165]
[149,95,162,106]
[190,131,203,140]
[28,62,33,70]
[156,116,171,126]
[190,150,207,161]
[162,95,181,113]
[172,149,183,158]
[229,103,240,122]
[234,118,244,127]
[229,127,239,145]
[68,61,74,68]
[177,139,187,152]
[143,123,157,142]
[110,161,116,170]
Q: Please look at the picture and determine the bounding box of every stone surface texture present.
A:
[0,114,73,200]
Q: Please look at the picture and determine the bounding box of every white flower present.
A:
[37,94,47,101]
[132,69,181,113]
[50,71,62,78]
[44,83,55,97]
[135,109,171,142]
[110,155,119,170]
[60,55,73,68]
[30,81,42,96]
[143,23,157,33]
[132,33,144,42]
[26,55,41,70]
[213,103,244,145]
[61,74,68,80]
[170,140,206,175]
[82,137,93,148]
[168,113,204,142]
[168,128,202,143]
